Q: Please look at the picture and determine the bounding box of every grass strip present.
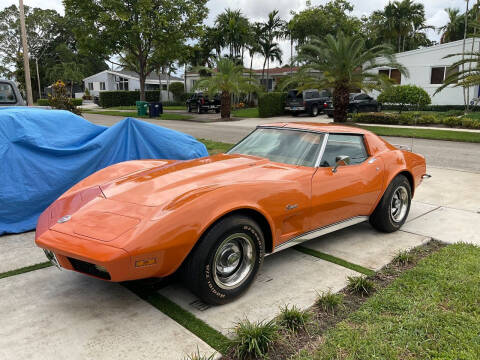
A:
[232,107,259,118]
[84,110,193,121]
[198,138,233,155]
[127,284,230,353]
[310,243,480,359]
[295,245,375,276]
[358,124,480,143]
[0,261,52,280]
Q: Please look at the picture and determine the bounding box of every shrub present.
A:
[183,348,216,360]
[461,118,480,129]
[316,291,344,313]
[99,90,180,107]
[443,116,463,128]
[38,98,81,106]
[37,98,49,106]
[231,319,278,359]
[346,275,375,296]
[445,109,464,117]
[168,82,185,101]
[48,80,81,115]
[277,305,311,332]
[393,250,416,266]
[258,92,287,118]
[382,104,480,112]
[378,85,431,113]
[352,112,438,125]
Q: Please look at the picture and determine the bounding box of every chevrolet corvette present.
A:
[36,122,427,304]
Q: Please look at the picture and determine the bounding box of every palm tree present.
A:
[194,58,259,119]
[282,32,407,123]
[215,9,250,62]
[260,10,285,91]
[439,8,463,43]
[259,38,283,92]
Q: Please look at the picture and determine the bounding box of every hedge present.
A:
[37,98,82,106]
[378,85,431,112]
[353,112,480,129]
[382,104,480,112]
[99,91,183,107]
[258,92,287,118]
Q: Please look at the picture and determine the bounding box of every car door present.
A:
[309,133,384,229]
[354,94,369,112]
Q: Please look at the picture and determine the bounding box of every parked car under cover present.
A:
[285,89,331,116]
[36,122,428,305]
[0,108,207,234]
[324,93,381,117]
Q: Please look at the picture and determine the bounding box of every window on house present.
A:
[100,82,106,90]
[260,79,273,91]
[446,66,459,83]
[378,69,401,84]
[431,67,445,84]
[162,84,167,90]
[115,76,129,91]
[88,82,93,90]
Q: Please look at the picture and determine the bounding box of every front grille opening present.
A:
[68,257,111,280]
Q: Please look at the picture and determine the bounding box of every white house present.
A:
[371,38,479,105]
[79,69,183,99]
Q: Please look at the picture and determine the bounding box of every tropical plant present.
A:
[378,85,431,113]
[168,82,185,101]
[230,318,278,359]
[316,291,344,313]
[346,275,375,296]
[48,80,80,115]
[439,8,464,43]
[194,58,259,119]
[282,32,407,122]
[215,9,250,63]
[277,304,311,332]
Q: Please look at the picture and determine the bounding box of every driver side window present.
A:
[320,134,369,167]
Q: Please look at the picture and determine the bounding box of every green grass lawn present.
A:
[359,125,480,143]
[232,107,259,118]
[85,110,192,121]
[103,105,186,111]
[198,138,233,155]
[304,243,480,360]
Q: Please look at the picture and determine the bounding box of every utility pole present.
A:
[35,58,41,99]
[19,0,33,105]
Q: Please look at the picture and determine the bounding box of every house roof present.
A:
[83,69,183,83]
[390,38,476,59]
[250,67,299,74]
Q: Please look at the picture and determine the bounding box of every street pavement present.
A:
[1,111,479,359]
[83,113,480,173]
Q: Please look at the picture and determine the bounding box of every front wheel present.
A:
[182,215,265,305]
[370,174,411,233]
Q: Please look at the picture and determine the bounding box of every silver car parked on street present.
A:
[0,79,25,106]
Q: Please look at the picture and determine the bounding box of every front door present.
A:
[309,134,384,229]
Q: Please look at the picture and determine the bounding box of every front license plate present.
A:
[44,249,61,269]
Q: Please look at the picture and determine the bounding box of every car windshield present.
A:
[227,128,325,167]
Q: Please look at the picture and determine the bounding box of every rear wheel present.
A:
[197,104,202,114]
[187,104,191,112]
[310,105,319,117]
[182,215,265,305]
[370,174,411,233]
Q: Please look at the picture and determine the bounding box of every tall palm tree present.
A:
[215,9,250,62]
[260,10,285,91]
[282,32,407,123]
[259,38,282,92]
[438,8,463,43]
[194,58,259,119]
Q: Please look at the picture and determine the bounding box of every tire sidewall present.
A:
[384,176,411,230]
[193,217,265,304]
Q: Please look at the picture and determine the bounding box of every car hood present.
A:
[99,154,299,207]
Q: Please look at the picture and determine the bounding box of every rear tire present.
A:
[370,175,411,233]
[182,215,265,305]
[197,104,202,114]
[310,105,319,117]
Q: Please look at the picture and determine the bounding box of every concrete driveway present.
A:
[1,164,479,359]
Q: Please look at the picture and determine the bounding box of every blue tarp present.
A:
[0,108,208,234]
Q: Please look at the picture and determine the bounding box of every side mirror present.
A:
[332,155,351,173]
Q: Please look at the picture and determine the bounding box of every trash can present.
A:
[136,101,148,116]
[148,102,163,118]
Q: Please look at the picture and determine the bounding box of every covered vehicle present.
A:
[36,122,427,305]
[0,108,207,234]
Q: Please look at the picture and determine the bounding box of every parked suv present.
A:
[186,92,221,114]
[324,93,381,117]
[0,79,24,106]
[285,89,331,117]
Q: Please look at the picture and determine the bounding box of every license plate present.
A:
[44,249,61,269]
[292,107,296,110]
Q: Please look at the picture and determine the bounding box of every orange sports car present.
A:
[36,122,427,304]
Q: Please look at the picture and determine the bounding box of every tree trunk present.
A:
[221,90,231,119]
[462,0,470,111]
[248,54,254,105]
[158,66,163,102]
[266,58,270,92]
[332,82,349,123]
[70,81,74,98]
[262,57,267,88]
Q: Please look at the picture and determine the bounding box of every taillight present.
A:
[323,102,328,108]
[201,98,205,105]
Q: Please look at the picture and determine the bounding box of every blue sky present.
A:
[1,0,470,69]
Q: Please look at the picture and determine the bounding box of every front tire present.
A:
[370,174,411,233]
[182,215,265,305]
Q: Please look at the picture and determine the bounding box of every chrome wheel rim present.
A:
[213,233,256,290]
[391,186,409,222]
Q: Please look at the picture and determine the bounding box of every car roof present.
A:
[258,122,373,135]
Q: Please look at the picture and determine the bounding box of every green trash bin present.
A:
[136,101,148,116]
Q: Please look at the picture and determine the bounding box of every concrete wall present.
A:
[370,38,479,105]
